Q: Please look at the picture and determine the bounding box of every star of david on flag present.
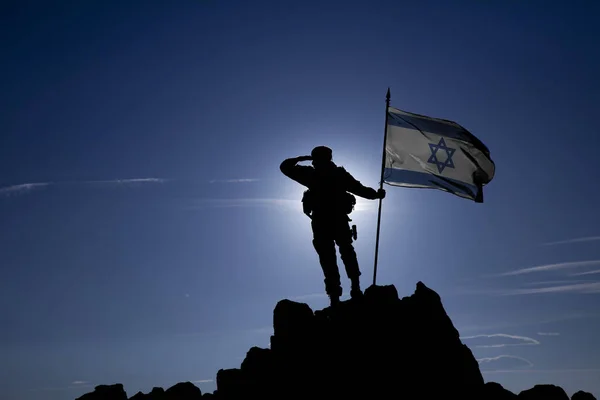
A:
[427,137,456,174]
[382,106,495,202]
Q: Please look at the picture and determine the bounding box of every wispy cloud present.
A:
[30,382,94,392]
[246,326,273,334]
[499,281,600,295]
[543,236,600,246]
[192,379,214,384]
[187,197,377,212]
[175,325,274,338]
[34,387,68,392]
[0,178,165,198]
[187,198,298,209]
[477,355,534,369]
[208,178,259,183]
[498,260,600,276]
[571,270,600,276]
[524,279,591,286]
[458,311,599,334]
[290,293,328,301]
[482,368,600,374]
[86,178,166,184]
[0,182,51,196]
[461,333,540,348]
[537,332,560,336]
[535,312,600,325]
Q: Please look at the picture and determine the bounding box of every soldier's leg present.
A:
[311,219,342,303]
[334,218,362,298]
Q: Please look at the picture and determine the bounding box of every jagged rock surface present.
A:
[73,282,596,400]
[75,384,128,400]
[572,390,598,400]
[129,387,165,400]
[517,384,570,400]
[98,382,204,400]
[483,382,518,399]
[216,281,483,399]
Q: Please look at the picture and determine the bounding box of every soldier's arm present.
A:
[280,156,313,186]
[342,168,380,200]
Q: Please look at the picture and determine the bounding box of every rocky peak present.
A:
[73,282,597,400]
[217,282,482,399]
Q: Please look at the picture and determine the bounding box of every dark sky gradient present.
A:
[1,1,600,399]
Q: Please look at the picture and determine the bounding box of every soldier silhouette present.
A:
[280,146,385,306]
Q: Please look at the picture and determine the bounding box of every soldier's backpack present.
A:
[302,189,356,218]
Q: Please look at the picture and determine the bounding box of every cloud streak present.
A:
[192,379,214,384]
[246,326,273,334]
[186,197,377,212]
[461,333,540,348]
[571,270,600,276]
[208,178,259,183]
[0,178,166,197]
[498,260,600,276]
[86,178,166,184]
[290,293,328,301]
[498,281,600,295]
[543,236,600,246]
[524,279,591,286]
[458,311,599,334]
[187,198,298,209]
[482,368,600,374]
[537,332,560,336]
[30,382,94,392]
[477,355,534,368]
[0,182,51,196]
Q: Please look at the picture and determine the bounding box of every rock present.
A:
[572,391,597,400]
[518,384,569,400]
[71,281,597,400]
[76,384,127,400]
[216,368,248,399]
[483,382,517,399]
[125,383,202,400]
[164,382,202,399]
[272,299,314,337]
[148,387,165,400]
[270,299,315,355]
[217,281,484,399]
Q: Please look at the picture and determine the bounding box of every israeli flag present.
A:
[384,107,495,202]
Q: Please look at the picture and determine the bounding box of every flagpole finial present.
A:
[386,87,390,101]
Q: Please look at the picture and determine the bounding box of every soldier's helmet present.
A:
[311,146,333,162]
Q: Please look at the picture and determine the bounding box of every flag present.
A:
[384,106,495,202]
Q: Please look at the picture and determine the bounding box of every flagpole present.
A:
[372,88,391,286]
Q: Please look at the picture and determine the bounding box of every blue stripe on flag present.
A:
[387,111,490,155]
[383,168,481,201]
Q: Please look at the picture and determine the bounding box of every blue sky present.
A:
[1,1,600,399]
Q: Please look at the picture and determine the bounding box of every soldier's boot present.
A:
[350,278,363,299]
[325,278,342,306]
[339,242,363,299]
[313,238,342,306]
